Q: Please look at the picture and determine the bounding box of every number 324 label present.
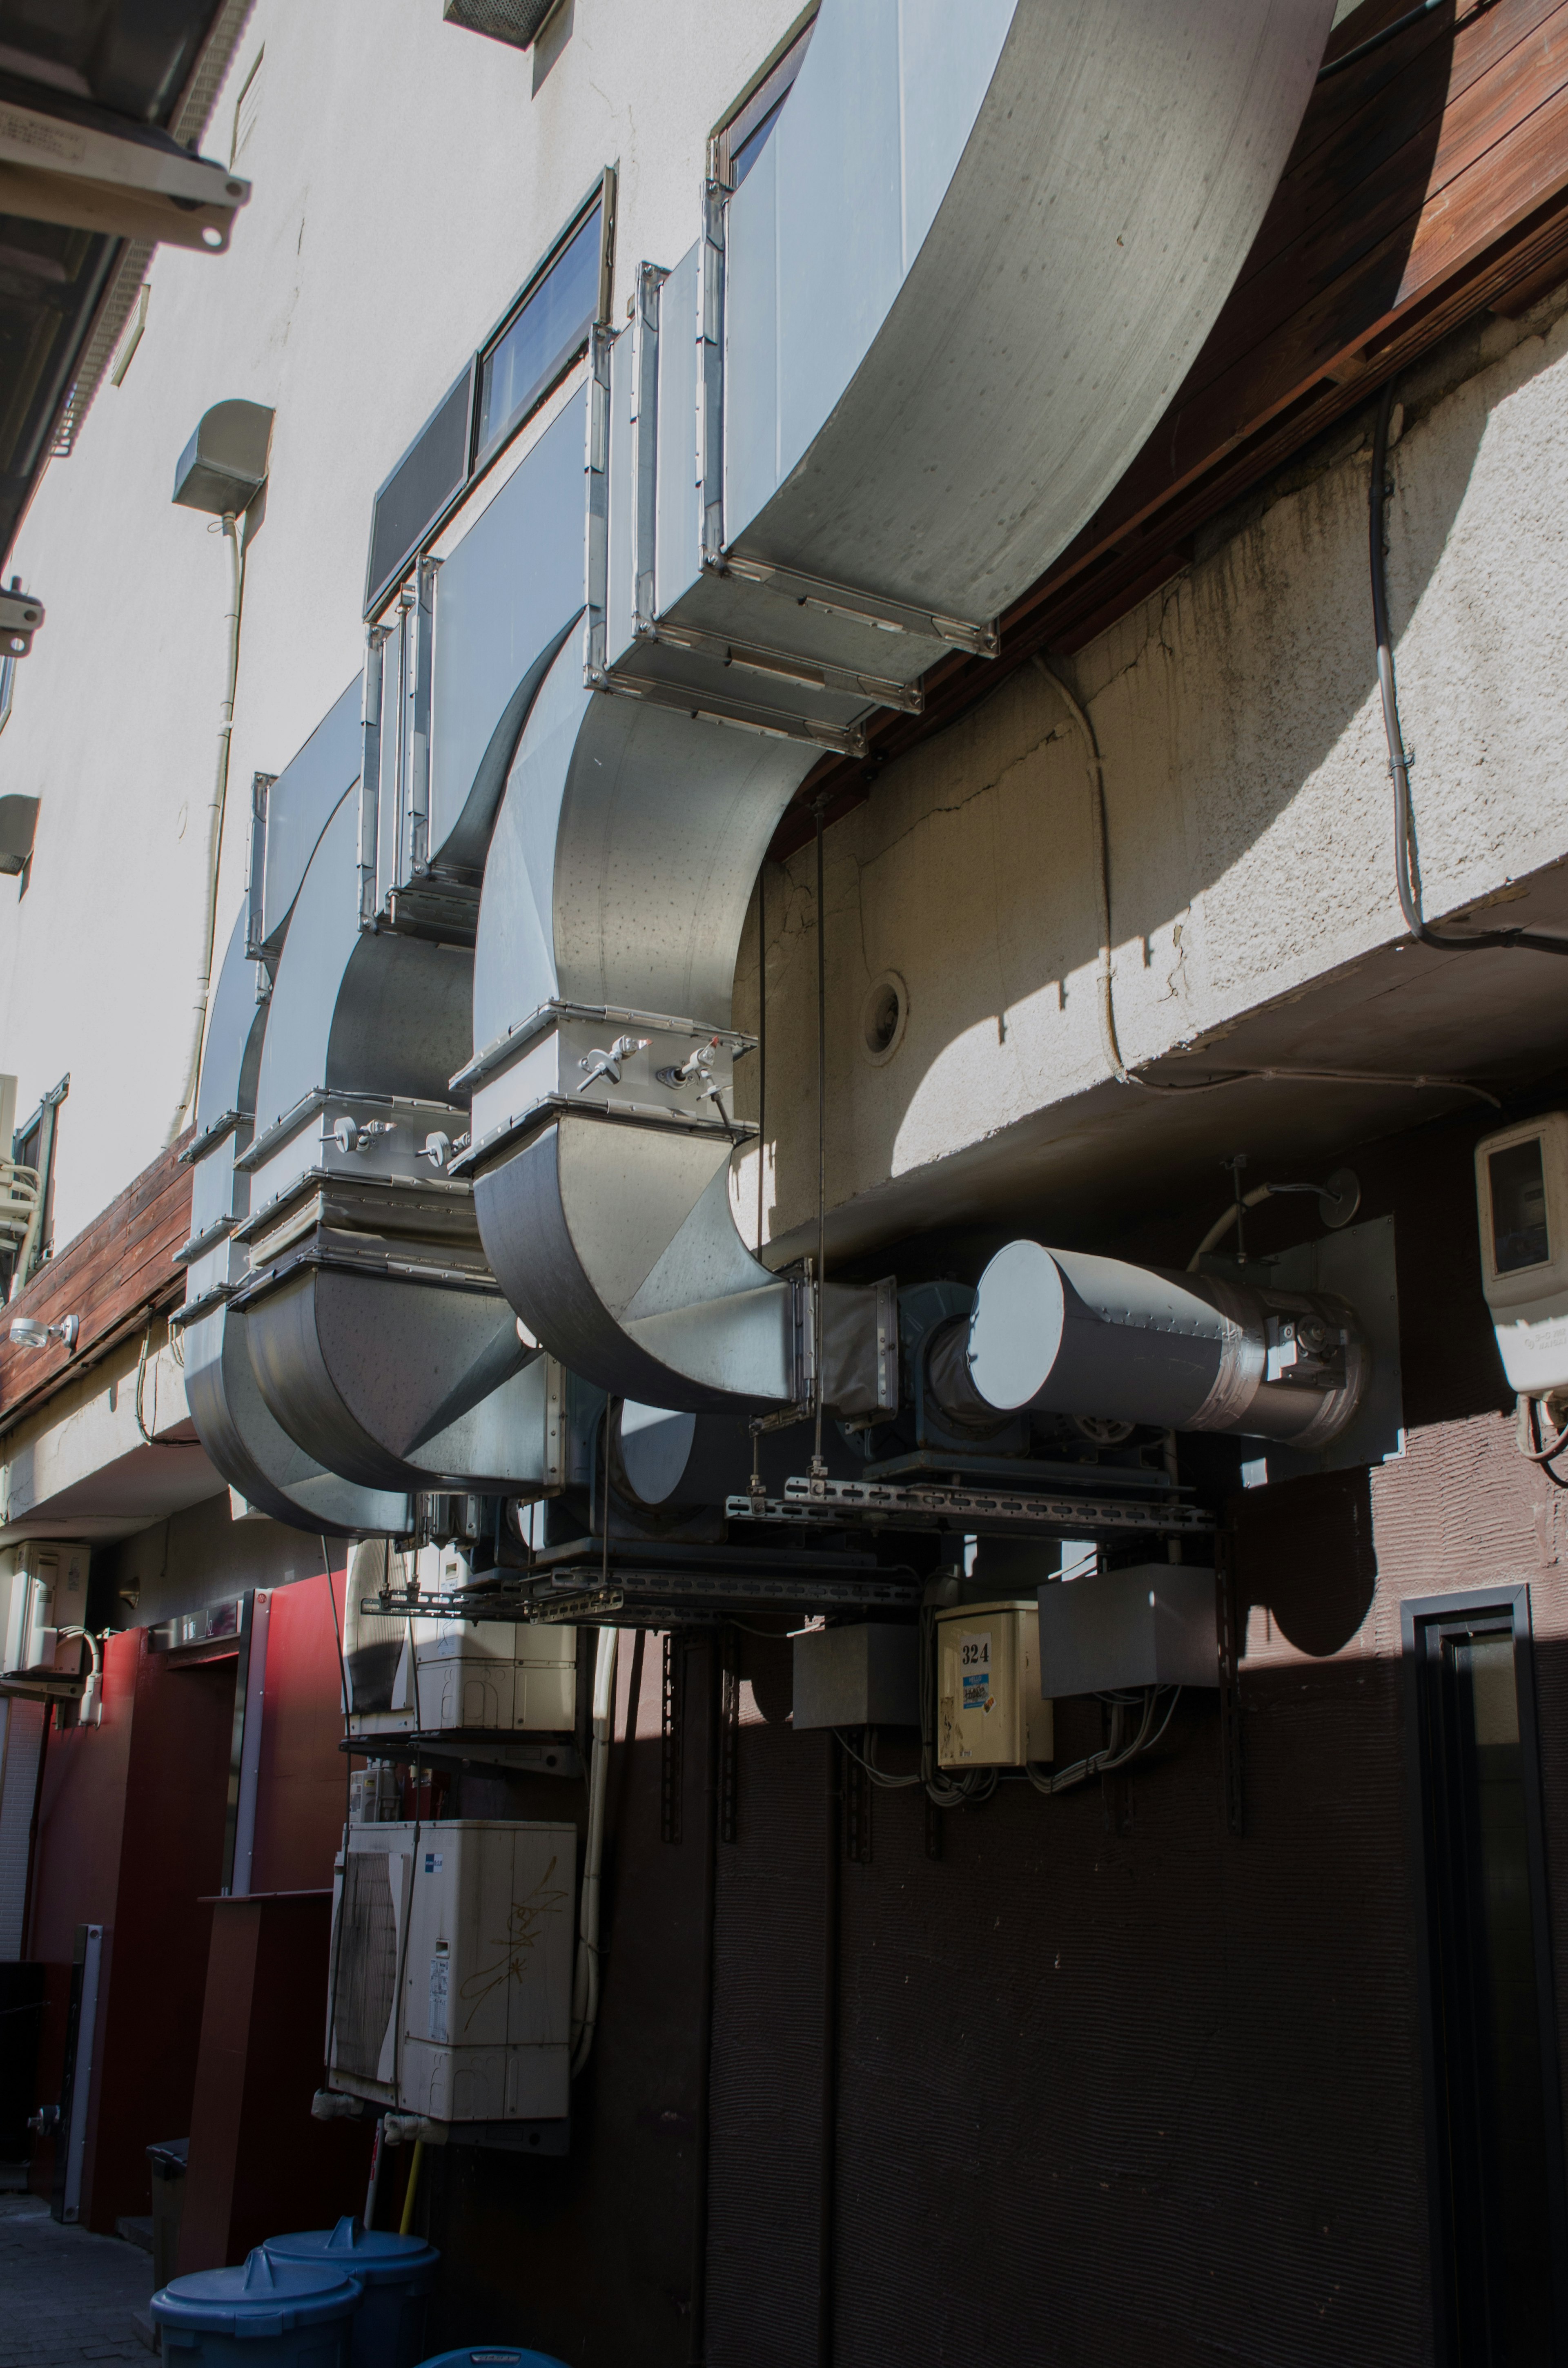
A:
[960,1630,993,1713]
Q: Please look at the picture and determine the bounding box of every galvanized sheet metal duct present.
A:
[467,0,1333,1418]
[231,789,561,1494]
[179,907,412,1536]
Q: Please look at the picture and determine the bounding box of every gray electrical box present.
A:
[793,1622,919,1730]
[1036,1565,1218,1696]
[173,399,274,515]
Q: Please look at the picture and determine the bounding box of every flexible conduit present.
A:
[1031,641,1502,1105]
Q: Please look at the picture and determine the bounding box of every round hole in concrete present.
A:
[860,970,908,1066]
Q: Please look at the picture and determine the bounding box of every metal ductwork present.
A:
[928,1240,1368,1453]
[465,0,1333,1417]
[178,908,412,1537]
[218,403,591,1497]
[205,0,1336,1489]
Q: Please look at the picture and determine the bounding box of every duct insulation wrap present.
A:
[469,0,1332,1413]
[929,1240,1368,1452]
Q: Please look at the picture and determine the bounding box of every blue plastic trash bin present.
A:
[415,2352,569,2368]
[151,2248,362,2368]
[264,2218,440,2368]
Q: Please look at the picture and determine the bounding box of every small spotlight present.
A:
[10,1314,78,1351]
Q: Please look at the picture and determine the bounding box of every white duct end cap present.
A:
[619,1400,698,1505]
[966,1240,1067,1411]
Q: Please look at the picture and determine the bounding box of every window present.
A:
[229,47,264,169]
[7,1072,66,1296]
[364,368,474,625]
[363,173,614,619]
[1405,1588,1568,2362]
[711,8,816,189]
[474,200,601,466]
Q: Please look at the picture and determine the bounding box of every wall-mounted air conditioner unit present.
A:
[1,1540,91,1692]
[327,1818,576,2129]
[345,1544,576,1741]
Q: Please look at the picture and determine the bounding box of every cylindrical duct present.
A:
[930,1240,1368,1451]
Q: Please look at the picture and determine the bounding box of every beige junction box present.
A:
[936,1598,1054,1769]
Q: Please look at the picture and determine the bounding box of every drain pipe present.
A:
[167,511,245,1144]
[570,1623,619,2077]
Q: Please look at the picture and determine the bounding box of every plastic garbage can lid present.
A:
[152,2248,363,2337]
[147,2138,189,2176]
[265,2215,440,2285]
[415,2352,569,2368]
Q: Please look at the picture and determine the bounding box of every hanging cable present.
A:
[834,1726,921,1790]
[1370,381,1568,957]
[1033,661,1503,1105]
[1316,0,1448,81]
[133,1318,185,1447]
[1025,1683,1182,1796]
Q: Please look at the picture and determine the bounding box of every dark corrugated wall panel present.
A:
[826,1661,1425,2368]
[423,1632,713,2368]
[706,1636,829,2368]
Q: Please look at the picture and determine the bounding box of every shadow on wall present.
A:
[405,1600,1547,2368]
[731,109,1568,1231]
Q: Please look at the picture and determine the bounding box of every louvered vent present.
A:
[441,0,558,49]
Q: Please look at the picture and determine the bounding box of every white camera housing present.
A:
[1475,1112,1568,1394]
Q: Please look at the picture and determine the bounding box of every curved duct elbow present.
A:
[178,908,411,1537]
[468,0,1331,1415]
[929,1240,1368,1453]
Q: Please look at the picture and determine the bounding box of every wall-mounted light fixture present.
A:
[10,1314,78,1350]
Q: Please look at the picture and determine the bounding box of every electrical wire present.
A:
[1033,658,1504,1106]
[1316,0,1446,81]
[834,1727,921,1790]
[1517,1394,1568,1489]
[1025,1683,1182,1796]
[1370,380,1568,957]
[133,1318,185,1447]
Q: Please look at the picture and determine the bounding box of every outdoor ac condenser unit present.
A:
[1,1540,90,1679]
[327,1818,576,2128]
[345,1544,577,1741]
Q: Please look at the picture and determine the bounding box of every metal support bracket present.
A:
[593,665,870,760]
[720,553,998,660]
[661,1630,684,1844]
[726,1476,1216,1539]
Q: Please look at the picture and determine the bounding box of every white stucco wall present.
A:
[3,0,1566,1284]
[0,0,802,1250]
[734,290,1568,1251]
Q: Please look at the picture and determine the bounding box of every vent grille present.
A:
[442,0,558,49]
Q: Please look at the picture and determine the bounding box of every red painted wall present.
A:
[86,1640,234,2231]
[28,1630,137,2203]
[251,1566,349,1895]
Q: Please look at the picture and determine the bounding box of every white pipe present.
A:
[166,511,244,1147]
[1187,1183,1276,1272]
[570,1624,619,2078]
